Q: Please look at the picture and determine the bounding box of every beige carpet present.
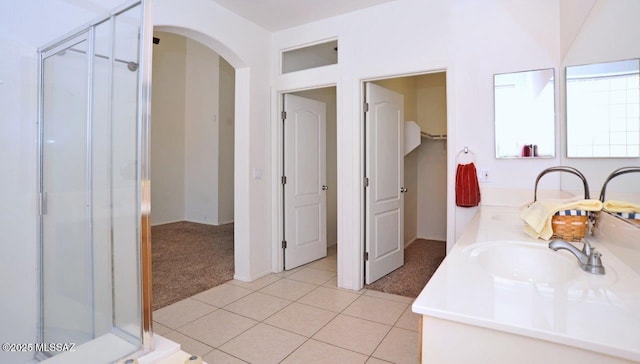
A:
[152,221,234,310]
[365,239,446,298]
[152,224,442,309]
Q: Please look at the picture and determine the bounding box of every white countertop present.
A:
[412,206,640,362]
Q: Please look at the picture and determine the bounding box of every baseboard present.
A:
[184,218,235,227]
[184,218,217,226]
[419,235,447,243]
[151,219,183,227]
[328,240,337,247]
[405,236,447,248]
[404,236,418,248]
[233,269,271,283]
[152,219,235,227]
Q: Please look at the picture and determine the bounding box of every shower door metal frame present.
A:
[36,0,153,359]
[38,30,94,359]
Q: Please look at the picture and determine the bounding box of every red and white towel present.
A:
[456,162,481,207]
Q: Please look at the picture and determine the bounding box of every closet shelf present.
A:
[420,131,447,140]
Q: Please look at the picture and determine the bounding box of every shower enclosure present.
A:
[37,0,152,362]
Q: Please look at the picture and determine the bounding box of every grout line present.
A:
[218,298,295,323]
[367,325,394,360]
[278,336,313,363]
[164,256,428,362]
[310,333,376,358]
[392,305,419,331]
[155,305,218,331]
[279,337,373,363]
[362,289,416,304]
[162,329,215,357]
[209,348,249,363]
[190,293,252,309]
[255,278,319,301]
[226,275,284,291]
[207,317,260,351]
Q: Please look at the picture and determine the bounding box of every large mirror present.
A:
[559,0,640,226]
[599,167,640,226]
[566,59,640,158]
[494,68,555,158]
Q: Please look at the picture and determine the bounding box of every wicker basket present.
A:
[551,213,588,242]
[534,166,591,242]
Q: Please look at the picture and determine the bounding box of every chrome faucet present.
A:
[548,239,605,275]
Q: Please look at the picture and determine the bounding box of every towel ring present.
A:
[456,146,475,164]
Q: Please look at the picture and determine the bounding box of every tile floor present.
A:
[153,249,421,363]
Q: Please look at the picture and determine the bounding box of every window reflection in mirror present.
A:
[566,59,640,158]
[494,69,555,158]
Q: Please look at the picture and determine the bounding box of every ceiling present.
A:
[211,0,397,31]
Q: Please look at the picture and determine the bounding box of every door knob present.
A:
[322,185,329,191]
[400,187,407,193]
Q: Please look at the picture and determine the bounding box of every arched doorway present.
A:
[149,29,238,310]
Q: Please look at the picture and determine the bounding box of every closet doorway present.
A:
[363,72,448,295]
[150,31,236,310]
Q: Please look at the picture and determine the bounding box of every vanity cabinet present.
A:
[419,316,633,363]
[413,206,640,363]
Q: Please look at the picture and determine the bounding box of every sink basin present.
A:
[464,241,579,284]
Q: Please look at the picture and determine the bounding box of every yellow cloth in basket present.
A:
[520,199,603,240]
[603,200,640,213]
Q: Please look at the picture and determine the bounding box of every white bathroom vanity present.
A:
[412,206,640,363]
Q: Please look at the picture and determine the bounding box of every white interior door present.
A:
[284,94,327,270]
[365,82,405,284]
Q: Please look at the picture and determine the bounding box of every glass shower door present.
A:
[38,1,150,362]
[41,34,93,348]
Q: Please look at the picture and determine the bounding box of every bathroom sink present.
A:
[464,241,579,284]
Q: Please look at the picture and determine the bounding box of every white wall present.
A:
[151,32,236,226]
[272,0,561,289]
[417,73,447,136]
[417,139,448,241]
[416,73,448,242]
[0,0,128,48]
[184,38,220,225]
[154,0,272,281]
[448,0,561,236]
[404,150,419,244]
[151,31,186,225]
[218,58,235,224]
[0,38,38,364]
